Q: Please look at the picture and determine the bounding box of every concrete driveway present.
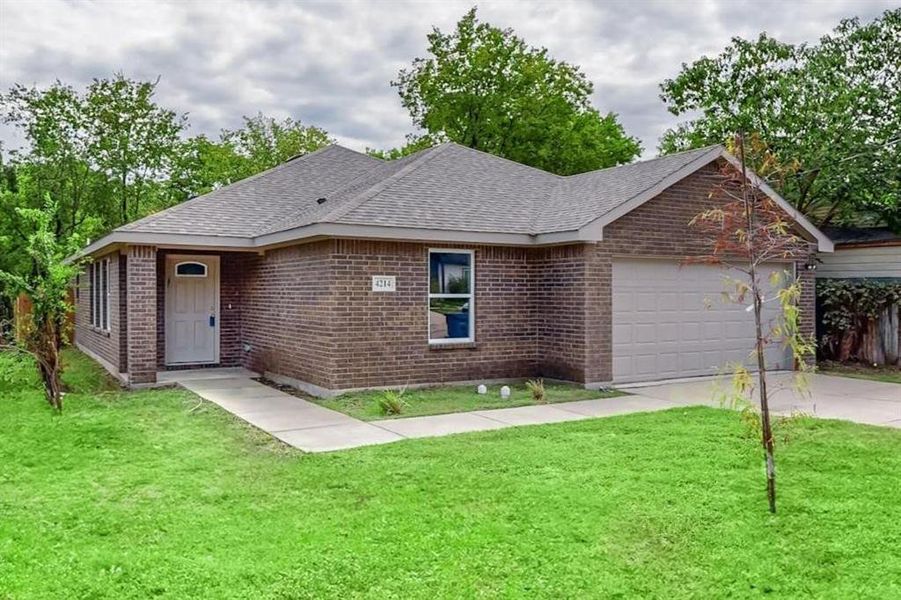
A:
[623,372,901,428]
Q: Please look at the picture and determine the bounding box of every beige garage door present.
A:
[612,259,793,383]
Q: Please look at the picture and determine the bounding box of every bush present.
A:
[818,279,901,364]
[525,378,546,403]
[376,389,407,415]
[0,350,38,391]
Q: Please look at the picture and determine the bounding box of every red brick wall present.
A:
[242,241,338,389]
[531,244,590,382]
[126,245,157,384]
[326,240,537,389]
[73,249,124,373]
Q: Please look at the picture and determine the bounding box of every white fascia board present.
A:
[70,223,600,261]
[254,222,542,248]
[532,224,602,245]
[68,231,256,262]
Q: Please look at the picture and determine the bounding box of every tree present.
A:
[173,114,333,198]
[688,134,815,513]
[220,113,332,180]
[660,9,900,229]
[1,82,112,238]
[366,134,438,160]
[392,8,640,175]
[1,75,187,232]
[85,75,187,223]
[0,197,86,412]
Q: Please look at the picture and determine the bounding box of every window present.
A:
[428,250,474,343]
[89,258,110,331]
[175,262,207,277]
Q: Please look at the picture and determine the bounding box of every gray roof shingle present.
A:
[118,145,381,237]
[116,142,724,239]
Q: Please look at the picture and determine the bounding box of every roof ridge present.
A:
[444,141,565,179]
[318,143,454,224]
[116,144,352,233]
[250,154,390,236]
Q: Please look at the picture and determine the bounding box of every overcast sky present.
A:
[0,0,894,158]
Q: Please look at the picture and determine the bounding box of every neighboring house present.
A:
[71,142,832,394]
[816,226,900,366]
[817,227,901,280]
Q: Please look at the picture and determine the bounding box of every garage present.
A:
[612,258,793,383]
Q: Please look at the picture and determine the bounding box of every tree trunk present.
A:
[737,133,776,514]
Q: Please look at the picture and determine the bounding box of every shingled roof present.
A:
[78,141,833,255]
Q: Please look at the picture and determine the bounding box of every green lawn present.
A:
[820,361,901,384]
[309,381,625,420]
[2,349,901,598]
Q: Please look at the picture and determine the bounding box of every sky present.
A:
[0,0,895,158]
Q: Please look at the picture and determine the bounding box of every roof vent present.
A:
[316,197,327,204]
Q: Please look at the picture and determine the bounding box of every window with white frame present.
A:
[89,258,110,331]
[428,250,474,343]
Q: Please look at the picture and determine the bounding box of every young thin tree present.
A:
[689,134,814,513]
[0,197,86,412]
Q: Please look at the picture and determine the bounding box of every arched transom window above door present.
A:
[174,262,208,277]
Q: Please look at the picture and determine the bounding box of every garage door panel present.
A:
[680,322,700,341]
[657,323,678,342]
[613,323,632,343]
[636,292,658,312]
[612,259,792,383]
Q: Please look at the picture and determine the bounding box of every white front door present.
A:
[612,258,793,383]
[165,256,219,365]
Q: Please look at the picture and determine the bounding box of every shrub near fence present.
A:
[817,279,901,366]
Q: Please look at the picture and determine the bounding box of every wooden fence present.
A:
[12,291,76,343]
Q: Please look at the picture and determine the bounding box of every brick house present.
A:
[72,143,833,394]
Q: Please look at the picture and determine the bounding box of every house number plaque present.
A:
[372,275,396,292]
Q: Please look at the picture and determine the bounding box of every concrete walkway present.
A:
[176,372,404,452]
[173,370,685,452]
[174,370,899,453]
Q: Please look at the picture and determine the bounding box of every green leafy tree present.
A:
[391,8,640,175]
[84,75,187,223]
[173,114,333,198]
[367,134,438,160]
[0,197,86,412]
[1,75,187,232]
[220,113,332,180]
[1,82,112,237]
[660,9,900,229]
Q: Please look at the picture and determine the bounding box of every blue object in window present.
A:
[445,312,469,338]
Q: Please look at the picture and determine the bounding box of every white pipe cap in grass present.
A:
[477,384,487,395]
[500,385,511,399]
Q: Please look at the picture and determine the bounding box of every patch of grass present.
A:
[314,380,625,420]
[60,347,121,394]
[3,349,901,598]
[820,360,901,384]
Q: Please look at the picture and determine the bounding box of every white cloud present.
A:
[0,0,895,158]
